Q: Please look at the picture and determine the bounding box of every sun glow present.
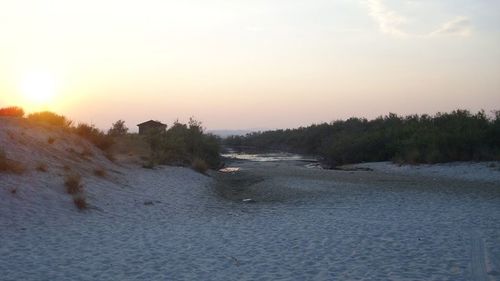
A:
[19,71,58,105]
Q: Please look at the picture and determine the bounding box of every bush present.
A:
[0,148,25,174]
[73,195,88,210]
[65,173,83,195]
[142,161,156,169]
[0,106,24,117]
[36,162,48,172]
[108,120,128,136]
[146,118,221,169]
[192,158,209,174]
[74,123,114,151]
[104,151,116,162]
[93,168,106,177]
[27,111,72,127]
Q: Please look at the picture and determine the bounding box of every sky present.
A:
[0,0,499,131]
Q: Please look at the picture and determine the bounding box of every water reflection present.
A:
[219,167,240,173]
[222,149,317,163]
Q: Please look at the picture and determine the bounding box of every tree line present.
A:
[224,110,500,166]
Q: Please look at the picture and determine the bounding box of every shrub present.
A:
[192,158,209,174]
[93,168,106,177]
[0,148,5,163]
[0,106,24,117]
[0,148,25,174]
[73,195,87,210]
[36,162,48,172]
[142,160,156,169]
[47,137,55,144]
[146,118,221,169]
[27,111,72,127]
[104,151,116,162]
[65,173,83,195]
[108,120,128,136]
[74,123,114,151]
[80,147,94,158]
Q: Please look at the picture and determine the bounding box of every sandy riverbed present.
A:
[2,155,500,280]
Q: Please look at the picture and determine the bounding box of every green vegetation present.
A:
[27,111,72,127]
[146,118,221,170]
[191,158,209,174]
[225,110,500,166]
[108,119,128,136]
[2,106,221,170]
[2,108,114,152]
[74,123,114,152]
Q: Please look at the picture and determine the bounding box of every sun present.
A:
[20,71,57,104]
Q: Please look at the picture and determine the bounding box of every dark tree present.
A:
[108,120,128,136]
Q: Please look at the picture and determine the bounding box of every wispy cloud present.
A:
[429,16,472,37]
[364,0,409,37]
[363,0,472,38]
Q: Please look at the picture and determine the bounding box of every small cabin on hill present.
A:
[137,120,167,135]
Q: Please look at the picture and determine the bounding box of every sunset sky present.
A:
[1,0,499,131]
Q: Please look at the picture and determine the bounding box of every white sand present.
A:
[1,118,500,280]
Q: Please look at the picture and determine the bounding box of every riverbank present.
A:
[212,158,500,280]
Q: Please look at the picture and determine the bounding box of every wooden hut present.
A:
[137,120,167,135]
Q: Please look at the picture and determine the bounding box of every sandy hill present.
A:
[0,117,126,211]
[0,117,192,215]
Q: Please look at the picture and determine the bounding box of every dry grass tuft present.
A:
[142,159,156,169]
[80,147,94,158]
[72,195,88,210]
[192,158,209,174]
[93,168,107,177]
[104,151,116,162]
[65,173,83,195]
[63,172,88,210]
[0,148,25,174]
[36,162,48,172]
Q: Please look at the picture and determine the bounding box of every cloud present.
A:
[364,0,409,37]
[429,16,472,37]
[363,0,472,38]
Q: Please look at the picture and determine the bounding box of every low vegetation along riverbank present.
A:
[0,106,221,173]
[225,110,500,167]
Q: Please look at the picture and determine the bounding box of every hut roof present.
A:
[137,120,166,127]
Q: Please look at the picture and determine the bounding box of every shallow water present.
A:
[221,149,317,163]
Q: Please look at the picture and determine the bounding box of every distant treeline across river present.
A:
[224,110,500,167]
